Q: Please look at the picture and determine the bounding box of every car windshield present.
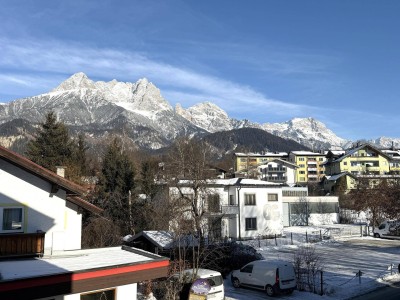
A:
[206,275,223,286]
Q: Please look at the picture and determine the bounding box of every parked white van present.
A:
[231,260,296,296]
[175,268,225,300]
[374,220,400,239]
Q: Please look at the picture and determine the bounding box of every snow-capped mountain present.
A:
[368,137,400,149]
[0,73,205,150]
[0,72,354,152]
[261,118,349,150]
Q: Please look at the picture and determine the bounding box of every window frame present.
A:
[245,217,257,231]
[0,206,25,233]
[244,194,256,206]
[268,194,278,201]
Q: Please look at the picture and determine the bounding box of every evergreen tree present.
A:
[140,159,161,201]
[95,138,136,235]
[26,111,73,172]
[25,112,89,183]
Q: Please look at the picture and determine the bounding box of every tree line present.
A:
[25,112,219,250]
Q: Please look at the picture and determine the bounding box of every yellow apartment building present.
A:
[288,151,326,184]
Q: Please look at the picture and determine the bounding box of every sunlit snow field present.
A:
[225,225,400,300]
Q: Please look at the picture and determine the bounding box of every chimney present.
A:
[56,166,66,178]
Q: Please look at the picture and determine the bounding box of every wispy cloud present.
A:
[0,38,309,116]
[0,37,387,140]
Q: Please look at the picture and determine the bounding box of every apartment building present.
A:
[322,144,400,194]
[288,151,326,184]
[234,152,288,174]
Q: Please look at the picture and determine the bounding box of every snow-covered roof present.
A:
[212,178,283,186]
[324,172,355,181]
[177,178,283,186]
[235,152,288,157]
[290,151,325,156]
[0,246,166,281]
[140,230,175,248]
[334,143,391,162]
[132,231,199,249]
[258,158,298,169]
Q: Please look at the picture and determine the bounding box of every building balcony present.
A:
[308,167,317,171]
[0,232,45,258]
[266,167,286,172]
[308,174,318,178]
[221,205,239,215]
[262,176,287,183]
[366,166,380,172]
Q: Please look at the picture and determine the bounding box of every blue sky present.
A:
[0,0,399,141]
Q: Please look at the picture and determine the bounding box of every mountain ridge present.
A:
[0,72,396,153]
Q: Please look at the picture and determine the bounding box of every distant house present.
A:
[0,145,169,299]
[257,159,298,185]
[170,178,285,240]
[233,152,288,175]
[126,230,199,257]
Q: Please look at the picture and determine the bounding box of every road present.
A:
[349,281,400,300]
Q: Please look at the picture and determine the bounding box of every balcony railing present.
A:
[266,167,286,172]
[0,232,45,258]
[221,205,239,215]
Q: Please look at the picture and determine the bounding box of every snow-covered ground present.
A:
[225,224,400,300]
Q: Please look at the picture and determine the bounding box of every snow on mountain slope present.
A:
[175,102,233,132]
[262,117,349,149]
[53,73,172,119]
[0,72,377,151]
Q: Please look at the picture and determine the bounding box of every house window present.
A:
[299,164,305,168]
[229,195,235,205]
[299,157,305,161]
[319,158,324,161]
[1,207,24,232]
[343,162,347,165]
[299,171,305,174]
[245,218,257,230]
[81,289,115,300]
[245,194,256,205]
[268,194,278,201]
[207,194,220,213]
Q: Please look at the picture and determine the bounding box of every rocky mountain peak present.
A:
[176,101,233,132]
[52,72,95,92]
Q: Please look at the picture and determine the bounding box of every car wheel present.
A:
[266,285,275,297]
[374,233,380,238]
[232,278,240,288]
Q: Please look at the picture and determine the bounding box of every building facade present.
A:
[288,151,326,184]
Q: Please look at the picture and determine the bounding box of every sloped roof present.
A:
[334,143,391,162]
[0,145,102,214]
[324,172,356,182]
[131,231,199,249]
[258,158,298,169]
[235,152,288,157]
[290,151,325,156]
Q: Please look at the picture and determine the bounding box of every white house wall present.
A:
[283,196,339,226]
[235,187,283,239]
[170,183,284,239]
[0,159,82,253]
